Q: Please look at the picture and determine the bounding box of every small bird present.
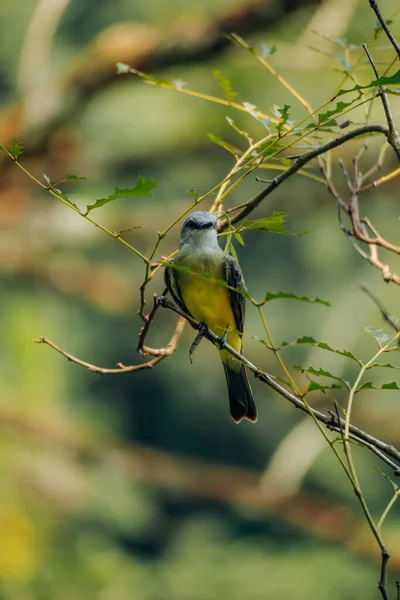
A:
[165,211,257,423]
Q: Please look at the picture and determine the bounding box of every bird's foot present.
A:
[216,325,230,351]
[189,322,208,363]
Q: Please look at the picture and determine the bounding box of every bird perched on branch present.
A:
[164,211,257,423]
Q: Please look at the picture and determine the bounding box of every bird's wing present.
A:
[224,254,246,334]
[164,261,193,317]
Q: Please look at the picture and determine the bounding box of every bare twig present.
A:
[223,123,399,228]
[379,547,391,600]
[34,293,185,374]
[369,0,400,59]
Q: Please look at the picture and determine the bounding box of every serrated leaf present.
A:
[238,212,287,233]
[294,365,350,388]
[275,105,291,136]
[367,362,400,370]
[263,293,330,307]
[357,380,400,391]
[9,139,23,159]
[66,174,87,181]
[312,98,361,127]
[212,69,238,103]
[279,336,359,361]
[86,175,157,213]
[306,380,345,393]
[336,70,400,97]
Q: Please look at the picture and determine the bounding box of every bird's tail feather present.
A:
[223,362,257,423]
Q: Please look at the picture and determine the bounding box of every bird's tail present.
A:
[223,361,257,423]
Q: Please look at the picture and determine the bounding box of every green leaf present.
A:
[365,326,394,345]
[212,70,238,103]
[294,365,350,389]
[65,174,87,181]
[233,231,245,246]
[367,362,400,370]
[237,213,307,236]
[306,97,361,128]
[263,293,330,307]
[306,380,345,393]
[116,62,131,74]
[275,105,291,135]
[86,175,157,213]
[279,336,359,361]
[336,70,400,97]
[9,139,23,159]
[357,380,400,391]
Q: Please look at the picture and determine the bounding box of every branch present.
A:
[369,0,400,59]
[159,296,400,472]
[34,293,185,374]
[223,124,397,228]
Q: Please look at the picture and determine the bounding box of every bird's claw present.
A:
[189,322,208,363]
[216,326,230,350]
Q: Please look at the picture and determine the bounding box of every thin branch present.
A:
[363,43,399,156]
[369,0,400,59]
[34,293,185,374]
[379,547,391,600]
[159,296,400,471]
[223,124,397,227]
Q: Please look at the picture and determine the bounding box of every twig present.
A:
[223,123,398,227]
[378,547,391,600]
[363,43,399,156]
[34,292,185,374]
[159,296,400,471]
[369,0,400,59]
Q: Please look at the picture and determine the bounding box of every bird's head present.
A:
[180,211,218,248]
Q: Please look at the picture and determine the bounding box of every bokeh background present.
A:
[1,0,400,598]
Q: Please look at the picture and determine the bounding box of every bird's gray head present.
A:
[180,211,219,248]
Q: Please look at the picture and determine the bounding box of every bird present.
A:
[164,211,257,423]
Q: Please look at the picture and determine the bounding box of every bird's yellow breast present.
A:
[174,253,241,353]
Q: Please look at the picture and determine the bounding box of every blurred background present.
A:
[1,0,400,598]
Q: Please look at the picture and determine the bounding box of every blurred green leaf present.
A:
[212,70,238,102]
[280,336,358,360]
[357,380,400,391]
[86,175,157,213]
[275,105,291,135]
[263,293,330,306]
[294,365,350,389]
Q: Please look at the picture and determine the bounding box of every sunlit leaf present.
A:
[86,175,157,214]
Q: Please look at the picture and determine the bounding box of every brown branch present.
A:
[222,123,397,229]
[159,296,400,471]
[34,293,185,374]
[369,0,400,60]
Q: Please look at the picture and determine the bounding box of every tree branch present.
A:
[158,296,400,472]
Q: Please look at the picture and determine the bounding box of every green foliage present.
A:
[293,365,350,390]
[336,69,400,97]
[280,336,359,361]
[85,175,157,214]
[275,104,291,136]
[212,69,238,103]
[262,293,330,306]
